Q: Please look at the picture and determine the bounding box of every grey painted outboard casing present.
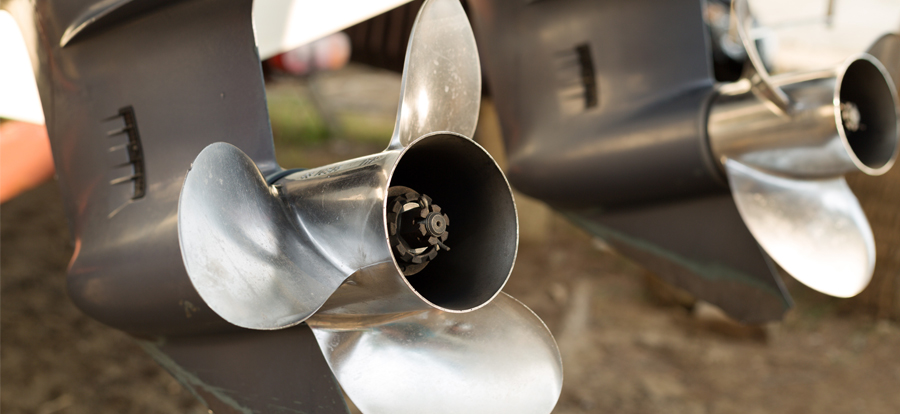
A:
[3,0,346,411]
[468,0,790,322]
[470,0,899,323]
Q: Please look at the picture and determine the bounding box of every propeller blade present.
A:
[868,33,900,101]
[389,0,481,148]
[725,159,874,297]
[308,293,562,414]
[178,142,348,330]
[731,0,792,114]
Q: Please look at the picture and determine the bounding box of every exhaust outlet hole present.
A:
[839,57,899,172]
[388,134,516,311]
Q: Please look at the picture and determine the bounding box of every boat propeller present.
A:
[707,0,900,297]
[177,1,562,413]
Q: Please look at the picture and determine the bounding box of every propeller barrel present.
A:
[709,54,900,179]
[272,133,517,324]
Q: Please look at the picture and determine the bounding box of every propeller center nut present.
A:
[425,212,447,236]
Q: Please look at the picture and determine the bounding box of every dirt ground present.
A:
[0,183,205,414]
[4,65,900,414]
[4,180,900,414]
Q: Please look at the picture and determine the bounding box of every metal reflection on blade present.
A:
[726,159,874,297]
[308,293,562,414]
[178,142,347,330]
[389,0,481,148]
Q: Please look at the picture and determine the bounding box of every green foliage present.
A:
[266,87,330,145]
[337,112,395,145]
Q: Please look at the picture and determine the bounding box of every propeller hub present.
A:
[388,187,450,276]
[424,211,447,236]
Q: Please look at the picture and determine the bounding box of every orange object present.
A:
[268,32,351,76]
[0,121,55,203]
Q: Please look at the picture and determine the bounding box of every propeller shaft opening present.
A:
[838,57,899,174]
[388,134,516,312]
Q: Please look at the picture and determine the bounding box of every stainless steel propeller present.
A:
[177,0,562,412]
[706,0,900,297]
